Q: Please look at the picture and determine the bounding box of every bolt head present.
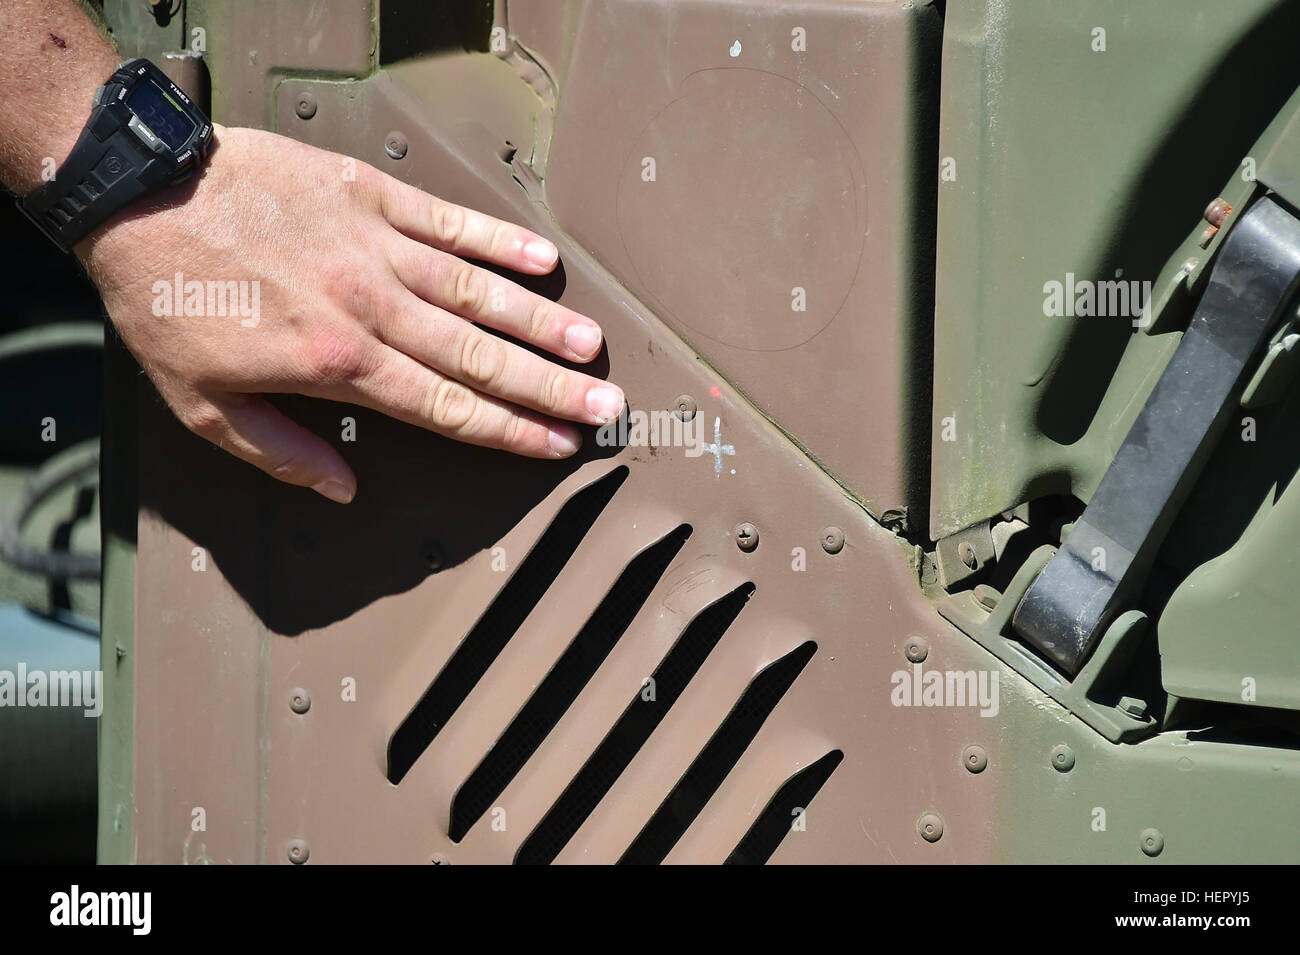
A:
[1050,743,1076,772]
[385,131,409,160]
[672,394,697,422]
[294,91,317,120]
[1118,696,1148,720]
[734,522,759,553]
[287,838,310,864]
[961,745,988,774]
[289,687,311,715]
[971,584,1000,611]
[1203,198,1232,228]
[917,812,944,843]
[904,635,929,663]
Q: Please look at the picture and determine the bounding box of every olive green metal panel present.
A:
[931,0,1300,540]
[96,331,139,866]
[1160,453,1300,712]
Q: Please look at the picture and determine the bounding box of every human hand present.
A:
[78,125,623,503]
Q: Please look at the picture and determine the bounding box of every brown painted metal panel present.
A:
[535,0,940,519]
[552,607,811,864]
[114,0,1300,867]
[124,0,980,865]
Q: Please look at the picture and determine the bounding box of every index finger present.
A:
[377,174,559,275]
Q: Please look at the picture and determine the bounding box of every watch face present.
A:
[125,80,196,152]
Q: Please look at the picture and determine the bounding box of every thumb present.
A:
[195,394,357,503]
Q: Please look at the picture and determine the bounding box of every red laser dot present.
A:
[709,385,721,398]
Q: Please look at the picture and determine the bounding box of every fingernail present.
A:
[564,323,602,359]
[585,385,625,424]
[524,238,558,269]
[548,424,581,457]
[313,480,355,504]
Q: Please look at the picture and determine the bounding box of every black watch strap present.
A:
[18,121,154,253]
[17,58,212,255]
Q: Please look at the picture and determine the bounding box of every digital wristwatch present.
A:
[18,58,213,253]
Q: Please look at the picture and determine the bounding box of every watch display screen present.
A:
[126,81,196,151]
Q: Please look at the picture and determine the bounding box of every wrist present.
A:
[20,58,219,262]
[76,123,230,283]
[6,57,118,197]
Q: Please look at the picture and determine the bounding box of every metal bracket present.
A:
[938,546,1158,743]
[1012,196,1300,674]
[934,519,994,590]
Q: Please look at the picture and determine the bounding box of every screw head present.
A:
[1139,827,1164,857]
[734,522,759,553]
[672,394,697,422]
[289,688,311,715]
[385,131,409,160]
[961,745,988,774]
[1050,743,1075,772]
[917,812,944,843]
[294,91,317,120]
[287,838,310,864]
[820,526,845,555]
[904,635,929,663]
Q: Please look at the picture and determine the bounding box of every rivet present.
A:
[904,635,929,663]
[294,91,317,120]
[385,131,409,160]
[961,745,988,774]
[673,394,697,422]
[734,522,759,553]
[917,812,944,843]
[289,687,311,715]
[287,838,310,864]
[1050,743,1075,772]
[1139,827,1164,857]
[820,526,845,555]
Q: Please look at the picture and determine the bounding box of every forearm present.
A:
[0,0,120,195]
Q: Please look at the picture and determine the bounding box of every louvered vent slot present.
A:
[618,639,818,865]
[724,749,844,865]
[514,582,757,865]
[386,466,628,784]
[448,523,693,842]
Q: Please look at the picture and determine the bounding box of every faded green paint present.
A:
[931,0,1300,540]
[96,331,138,864]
